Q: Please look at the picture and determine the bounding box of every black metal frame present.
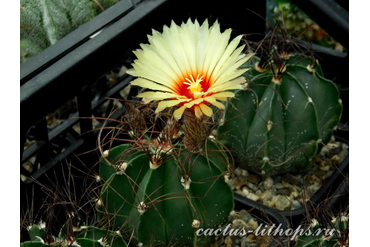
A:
[289,0,349,50]
[21,0,168,179]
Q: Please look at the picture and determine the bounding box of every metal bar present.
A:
[23,104,126,185]
[32,118,49,142]
[77,85,93,137]
[21,76,132,164]
[289,0,349,49]
[23,135,84,184]
[20,0,142,85]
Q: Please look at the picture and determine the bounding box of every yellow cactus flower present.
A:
[127,19,253,120]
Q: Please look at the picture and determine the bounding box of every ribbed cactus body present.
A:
[99,141,233,247]
[217,55,342,177]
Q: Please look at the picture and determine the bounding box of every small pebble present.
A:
[274,183,285,189]
[282,173,300,185]
[247,174,261,184]
[246,182,259,192]
[231,137,348,212]
[275,195,291,210]
[262,177,274,190]
[277,188,291,196]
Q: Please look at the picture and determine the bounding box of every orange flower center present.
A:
[183,74,204,95]
[177,74,212,100]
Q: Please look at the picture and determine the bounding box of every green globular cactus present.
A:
[217,51,342,178]
[98,140,234,247]
[21,224,127,247]
[294,215,349,247]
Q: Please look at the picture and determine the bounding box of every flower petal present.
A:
[193,91,206,99]
[211,92,235,98]
[207,100,225,110]
[210,54,253,89]
[137,91,183,101]
[211,45,246,82]
[131,78,176,93]
[202,21,232,80]
[210,35,244,82]
[203,96,226,109]
[184,98,204,108]
[199,103,213,116]
[156,99,190,112]
[161,21,192,76]
[194,105,202,118]
[147,30,184,80]
[179,19,198,75]
[130,52,180,91]
[133,49,179,83]
[196,20,210,73]
[173,105,187,120]
[207,77,246,93]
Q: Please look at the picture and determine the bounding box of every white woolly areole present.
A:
[116,162,128,175]
[149,160,159,170]
[102,150,109,158]
[192,219,201,228]
[181,176,192,190]
[138,202,147,215]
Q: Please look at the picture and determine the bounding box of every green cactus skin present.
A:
[294,216,349,247]
[217,55,342,178]
[21,225,127,247]
[98,140,234,247]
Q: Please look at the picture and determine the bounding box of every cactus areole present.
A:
[98,141,234,247]
[217,55,342,178]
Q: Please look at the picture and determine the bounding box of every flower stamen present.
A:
[183,74,204,97]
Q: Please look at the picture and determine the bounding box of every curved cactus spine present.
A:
[217,53,342,177]
[98,140,234,247]
[294,215,349,247]
[21,224,127,247]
